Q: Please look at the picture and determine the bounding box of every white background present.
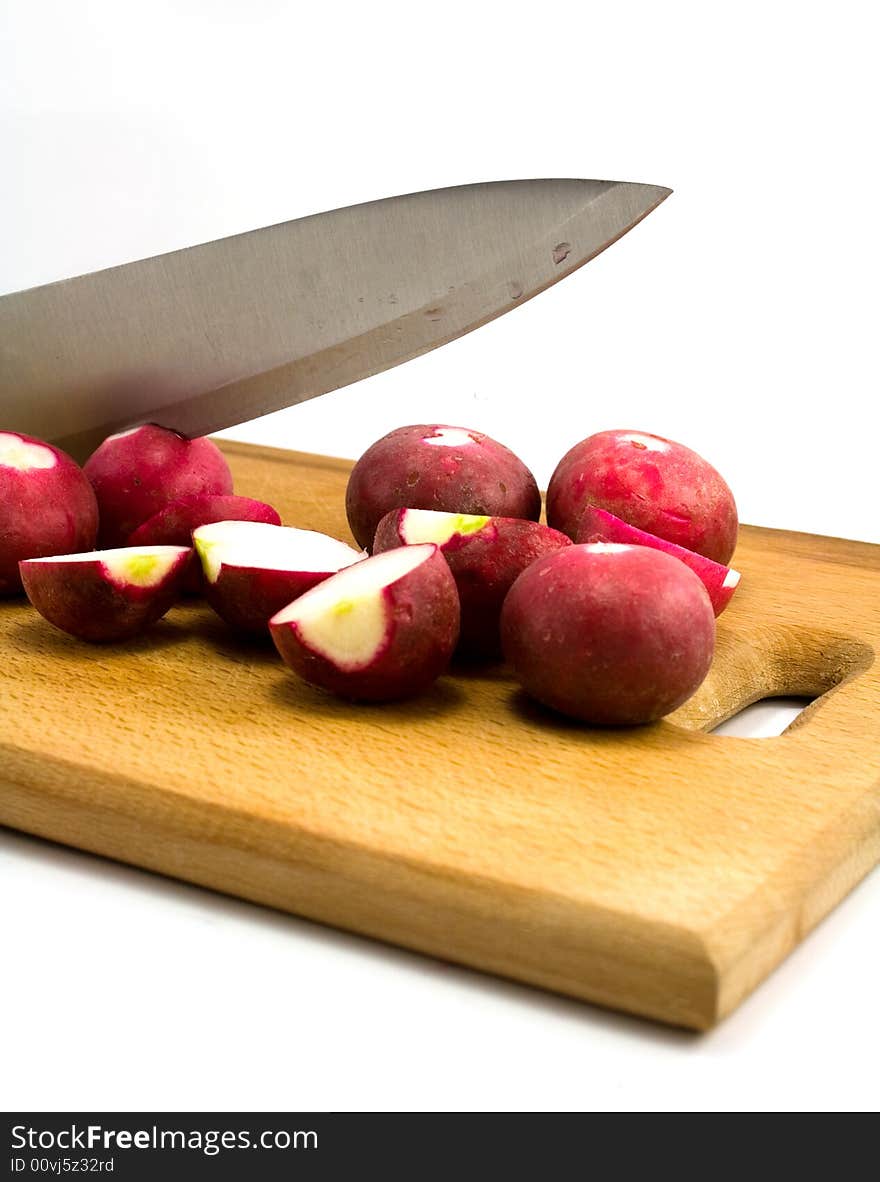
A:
[1,0,878,1112]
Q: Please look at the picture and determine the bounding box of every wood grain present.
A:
[1,441,878,1029]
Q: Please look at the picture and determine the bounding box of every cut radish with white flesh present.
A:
[192,520,364,634]
[127,496,282,551]
[278,546,424,667]
[388,509,492,546]
[270,544,460,701]
[127,494,282,594]
[373,507,572,658]
[193,520,360,583]
[575,506,740,616]
[19,546,191,642]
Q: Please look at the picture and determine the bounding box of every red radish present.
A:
[547,429,738,564]
[345,424,541,551]
[0,431,99,596]
[127,494,281,545]
[84,424,233,547]
[127,494,282,593]
[501,543,716,725]
[270,544,460,701]
[373,507,571,657]
[193,520,363,634]
[576,506,740,616]
[19,546,191,642]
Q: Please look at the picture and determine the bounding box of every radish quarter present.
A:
[270,544,460,701]
[128,494,282,593]
[193,520,363,634]
[373,507,571,657]
[576,506,740,616]
[20,545,192,642]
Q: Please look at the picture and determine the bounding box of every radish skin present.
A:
[84,424,233,547]
[547,429,738,564]
[0,432,99,595]
[501,543,716,725]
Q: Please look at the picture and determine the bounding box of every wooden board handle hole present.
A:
[711,696,813,737]
[670,628,874,736]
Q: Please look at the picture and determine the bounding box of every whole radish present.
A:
[501,543,716,725]
[547,429,738,565]
[0,431,99,595]
[84,424,233,547]
[346,424,541,551]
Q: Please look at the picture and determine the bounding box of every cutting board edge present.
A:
[1,745,722,1030]
[8,733,879,1030]
[705,780,880,1021]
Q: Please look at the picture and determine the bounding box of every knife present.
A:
[0,179,670,462]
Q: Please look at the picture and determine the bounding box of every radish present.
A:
[19,546,191,642]
[127,494,282,593]
[500,543,716,725]
[193,520,363,634]
[0,432,99,596]
[576,506,740,616]
[84,424,233,547]
[345,424,541,551]
[373,507,571,657]
[270,544,460,701]
[127,494,281,546]
[547,429,738,564]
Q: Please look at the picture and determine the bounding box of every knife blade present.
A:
[0,179,670,461]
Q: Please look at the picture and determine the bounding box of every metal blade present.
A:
[0,179,670,460]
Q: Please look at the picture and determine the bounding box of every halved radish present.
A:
[193,520,363,633]
[373,507,571,657]
[19,546,192,641]
[575,506,740,616]
[269,544,459,701]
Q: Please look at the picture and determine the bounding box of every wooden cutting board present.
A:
[2,440,878,1029]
